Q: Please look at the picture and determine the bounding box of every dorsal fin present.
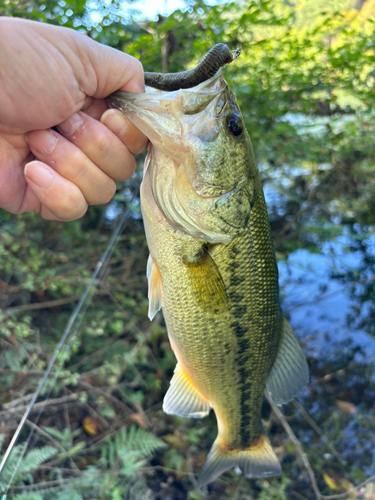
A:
[266,316,309,405]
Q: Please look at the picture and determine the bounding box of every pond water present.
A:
[280,236,375,359]
[274,228,375,492]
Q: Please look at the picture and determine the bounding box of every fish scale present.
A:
[107,67,309,487]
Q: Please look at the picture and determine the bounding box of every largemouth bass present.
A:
[108,68,308,487]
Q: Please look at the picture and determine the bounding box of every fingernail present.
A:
[25,161,53,189]
[58,112,83,135]
[101,109,129,136]
[27,130,57,155]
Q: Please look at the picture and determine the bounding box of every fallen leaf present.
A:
[163,431,186,449]
[128,412,148,429]
[82,416,101,436]
[323,472,340,491]
[335,400,357,414]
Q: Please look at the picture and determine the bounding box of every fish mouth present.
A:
[106,69,227,161]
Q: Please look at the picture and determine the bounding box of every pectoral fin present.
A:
[184,248,227,313]
[266,316,309,405]
[147,255,162,320]
[163,363,211,418]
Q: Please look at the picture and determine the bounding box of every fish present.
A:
[107,68,309,487]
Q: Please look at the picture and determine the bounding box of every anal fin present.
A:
[196,434,281,488]
[163,363,211,418]
[147,254,162,320]
[266,316,309,405]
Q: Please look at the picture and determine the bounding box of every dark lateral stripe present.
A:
[227,242,258,447]
[230,300,254,447]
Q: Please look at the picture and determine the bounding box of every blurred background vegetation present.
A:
[1,0,375,499]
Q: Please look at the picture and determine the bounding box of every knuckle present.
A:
[129,57,143,77]
[58,94,79,124]
[134,58,144,75]
[95,132,112,155]
[61,150,86,182]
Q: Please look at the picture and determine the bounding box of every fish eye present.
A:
[226,114,243,137]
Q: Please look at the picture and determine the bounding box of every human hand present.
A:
[0,17,148,221]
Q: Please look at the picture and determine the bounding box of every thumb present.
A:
[74,34,145,98]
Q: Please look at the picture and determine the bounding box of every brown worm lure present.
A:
[144,43,240,91]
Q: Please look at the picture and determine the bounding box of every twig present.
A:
[291,491,310,500]
[8,474,97,490]
[77,381,133,414]
[267,393,375,500]
[313,349,375,385]
[25,420,66,453]
[265,392,322,500]
[80,400,110,429]
[292,401,346,466]
[0,369,44,376]
[5,283,115,313]
[6,294,83,312]
[67,334,121,371]
[2,393,34,409]
[139,465,193,476]
[285,274,375,313]
[0,393,81,417]
[9,466,191,492]
[274,185,318,241]
[186,446,199,489]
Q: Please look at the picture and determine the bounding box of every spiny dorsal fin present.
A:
[266,316,309,405]
[147,254,162,320]
[163,363,211,418]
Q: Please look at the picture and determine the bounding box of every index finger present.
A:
[101,109,148,156]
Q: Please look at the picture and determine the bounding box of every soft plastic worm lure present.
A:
[143,43,240,91]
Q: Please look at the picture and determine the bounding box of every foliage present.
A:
[0,434,58,491]
[1,0,375,499]
[99,425,167,474]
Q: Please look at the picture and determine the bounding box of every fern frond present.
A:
[125,425,166,456]
[0,443,58,490]
[54,489,84,500]
[19,446,58,473]
[123,475,153,500]
[99,425,166,469]
[14,493,43,500]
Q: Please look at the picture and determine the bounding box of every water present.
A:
[280,241,375,359]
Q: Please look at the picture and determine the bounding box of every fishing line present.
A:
[0,200,134,497]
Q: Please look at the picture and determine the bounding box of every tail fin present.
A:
[196,434,281,488]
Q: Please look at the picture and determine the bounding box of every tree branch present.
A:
[265,392,322,500]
